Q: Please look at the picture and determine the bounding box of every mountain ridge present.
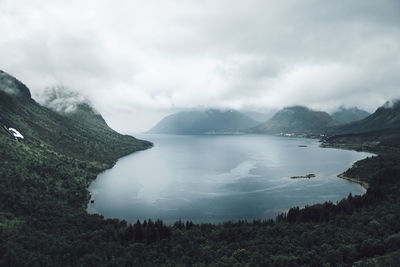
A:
[148,109,258,134]
[1,69,400,265]
[331,107,370,123]
[0,70,151,164]
[251,105,340,135]
[332,100,400,135]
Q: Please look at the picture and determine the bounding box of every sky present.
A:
[0,0,399,133]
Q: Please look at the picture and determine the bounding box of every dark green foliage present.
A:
[1,70,400,265]
[323,126,400,155]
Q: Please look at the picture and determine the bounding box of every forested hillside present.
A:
[333,100,400,134]
[1,70,399,266]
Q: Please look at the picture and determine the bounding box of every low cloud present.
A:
[0,0,399,132]
[0,71,19,95]
[38,86,90,114]
[382,99,400,109]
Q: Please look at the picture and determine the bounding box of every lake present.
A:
[87,134,372,224]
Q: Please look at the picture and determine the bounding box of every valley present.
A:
[0,70,399,265]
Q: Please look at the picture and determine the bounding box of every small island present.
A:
[290,174,316,179]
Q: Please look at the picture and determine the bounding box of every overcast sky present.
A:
[1,0,399,133]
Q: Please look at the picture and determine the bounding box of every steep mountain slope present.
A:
[0,70,155,265]
[148,109,258,134]
[1,70,400,266]
[0,70,31,98]
[331,107,370,123]
[251,106,340,134]
[333,100,400,134]
[0,72,151,164]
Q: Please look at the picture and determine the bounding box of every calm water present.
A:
[88,134,372,223]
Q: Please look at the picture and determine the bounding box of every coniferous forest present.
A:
[0,71,400,266]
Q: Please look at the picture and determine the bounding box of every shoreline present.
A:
[87,134,372,223]
[86,141,154,207]
[337,173,369,190]
[320,141,376,191]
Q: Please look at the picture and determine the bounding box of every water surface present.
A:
[88,134,371,223]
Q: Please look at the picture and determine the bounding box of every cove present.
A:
[87,134,372,224]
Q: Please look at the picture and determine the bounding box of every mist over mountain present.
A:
[2,0,400,264]
[2,68,400,265]
[148,109,258,134]
[243,111,276,123]
[331,107,370,123]
[333,100,400,134]
[0,70,150,163]
[251,106,340,135]
[0,70,31,98]
[38,86,94,114]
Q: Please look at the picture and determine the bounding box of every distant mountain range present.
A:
[250,106,340,135]
[330,107,370,123]
[323,101,400,152]
[333,100,400,134]
[2,68,400,267]
[243,111,276,123]
[149,103,399,136]
[148,109,259,134]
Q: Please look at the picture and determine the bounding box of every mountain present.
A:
[251,106,340,135]
[148,109,259,134]
[323,126,400,153]
[0,70,152,164]
[331,107,370,123]
[333,100,400,134]
[0,70,31,98]
[0,70,154,265]
[243,110,276,123]
[2,70,400,266]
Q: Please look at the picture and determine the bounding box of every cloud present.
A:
[37,86,90,114]
[0,71,19,95]
[0,0,399,132]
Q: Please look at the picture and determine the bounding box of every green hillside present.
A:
[0,83,151,165]
[148,109,258,134]
[331,107,370,123]
[0,70,153,265]
[333,101,400,134]
[251,106,340,135]
[1,70,400,266]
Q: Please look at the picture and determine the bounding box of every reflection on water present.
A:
[88,134,372,223]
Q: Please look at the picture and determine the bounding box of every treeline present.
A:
[1,82,400,265]
[278,166,400,224]
[122,219,170,244]
[2,128,400,265]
